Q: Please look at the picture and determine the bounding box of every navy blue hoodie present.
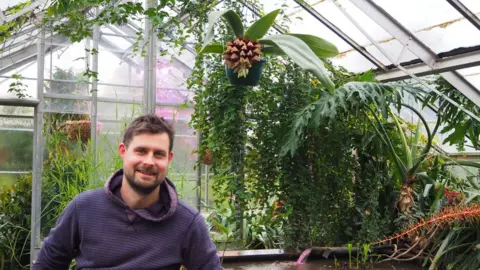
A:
[32,169,223,269]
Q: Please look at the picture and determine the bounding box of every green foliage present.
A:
[7,75,30,99]
[0,130,33,172]
[423,77,480,151]
[0,174,32,270]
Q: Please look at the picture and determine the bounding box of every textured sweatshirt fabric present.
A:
[32,169,223,270]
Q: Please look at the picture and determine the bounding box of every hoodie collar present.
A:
[104,169,178,222]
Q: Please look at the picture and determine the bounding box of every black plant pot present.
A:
[225,59,266,86]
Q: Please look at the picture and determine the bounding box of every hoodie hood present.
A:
[104,169,178,223]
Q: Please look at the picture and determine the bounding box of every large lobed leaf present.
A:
[260,34,335,92]
[280,82,427,157]
[200,9,244,53]
[244,9,281,41]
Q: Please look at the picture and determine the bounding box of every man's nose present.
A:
[142,153,155,165]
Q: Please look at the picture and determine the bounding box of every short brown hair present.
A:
[122,113,175,152]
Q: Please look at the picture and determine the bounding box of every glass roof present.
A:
[1,0,480,154]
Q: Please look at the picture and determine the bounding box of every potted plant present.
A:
[199,8,339,92]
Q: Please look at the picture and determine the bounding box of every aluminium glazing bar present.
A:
[30,28,45,267]
[447,0,480,32]
[91,7,100,182]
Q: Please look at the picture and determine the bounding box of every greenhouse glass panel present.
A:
[364,39,418,66]
[331,50,377,73]
[97,84,144,101]
[371,0,480,54]
[155,106,198,206]
[44,97,90,115]
[0,77,38,99]
[44,41,89,82]
[460,0,480,14]
[97,45,143,87]
[0,107,33,173]
[309,0,392,45]
[0,27,40,58]
[97,101,144,123]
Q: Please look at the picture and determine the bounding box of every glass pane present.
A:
[365,39,418,66]
[98,101,143,122]
[0,77,37,99]
[156,106,197,205]
[372,0,480,54]
[44,41,89,81]
[0,105,33,116]
[0,27,40,59]
[330,50,377,73]
[460,0,480,13]
[314,0,392,45]
[44,98,91,114]
[97,84,143,100]
[286,8,353,53]
[0,108,33,172]
[97,45,143,87]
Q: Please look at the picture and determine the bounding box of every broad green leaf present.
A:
[199,43,224,54]
[201,9,244,52]
[287,34,339,58]
[263,45,284,55]
[244,9,280,41]
[260,34,335,92]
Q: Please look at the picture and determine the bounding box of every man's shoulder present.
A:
[72,187,106,205]
[175,200,201,220]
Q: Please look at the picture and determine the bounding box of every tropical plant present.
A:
[198,8,339,92]
[280,82,439,217]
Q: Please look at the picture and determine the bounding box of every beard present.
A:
[124,166,164,196]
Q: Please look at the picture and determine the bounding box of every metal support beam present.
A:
[349,0,480,106]
[30,28,45,267]
[91,7,99,182]
[0,35,69,69]
[143,0,157,114]
[377,49,480,81]
[447,0,480,32]
[2,0,47,24]
[294,0,388,71]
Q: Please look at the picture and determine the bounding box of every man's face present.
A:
[118,133,173,195]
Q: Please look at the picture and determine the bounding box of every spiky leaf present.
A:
[244,9,280,41]
[260,34,335,92]
[201,9,244,52]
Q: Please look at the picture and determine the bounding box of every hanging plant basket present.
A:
[63,120,91,144]
[225,58,266,86]
[202,149,214,165]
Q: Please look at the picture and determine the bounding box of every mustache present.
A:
[135,166,158,174]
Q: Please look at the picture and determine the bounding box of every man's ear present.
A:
[118,143,126,159]
[168,151,174,162]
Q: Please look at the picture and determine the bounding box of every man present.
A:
[33,114,223,269]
